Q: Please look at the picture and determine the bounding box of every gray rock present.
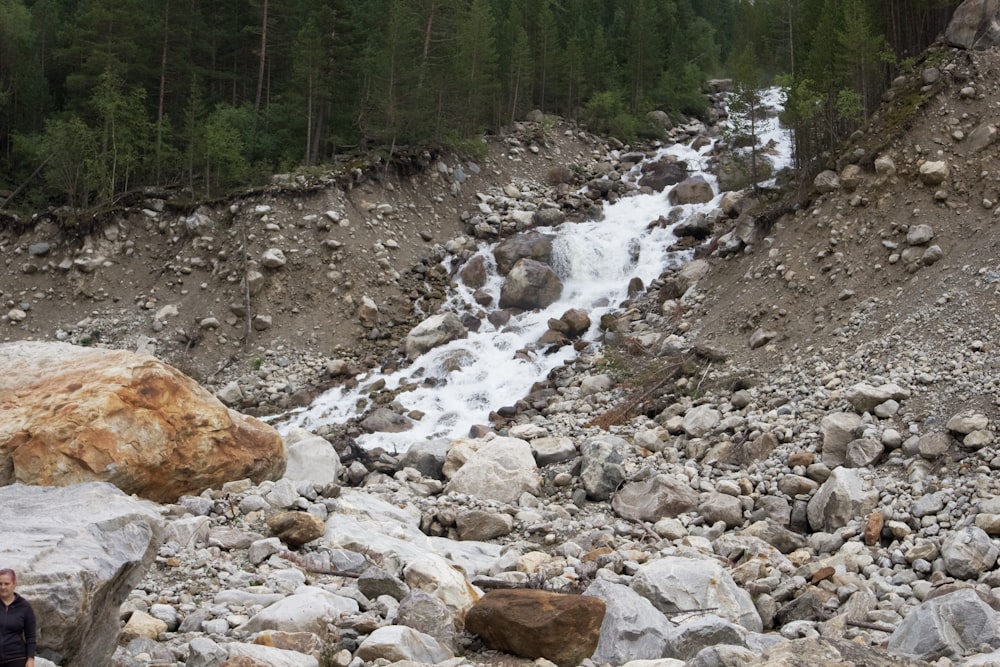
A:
[806,467,879,533]
[456,509,514,541]
[529,436,577,465]
[813,170,840,193]
[186,636,228,667]
[492,232,555,276]
[843,382,911,413]
[947,410,990,434]
[399,439,449,480]
[584,579,673,664]
[498,258,563,310]
[918,161,949,186]
[632,557,762,632]
[749,328,777,349]
[396,589,457,649]
[579,435,629,501]
[683,405,721,438]
[941,526,999,579]
[612,474,699,522]
[444,436,540,504]
[843,438,884,468]
[261,247,287,268]
[357,567,410,602]
[356,625,454,664]
[669,615,749,661]
[668,176,715,205]
[282,427,341,485]
[405,312,468,360]
[699,492,745,528]
[820,412,862,466]
[945,0,1000,50]
[917,431,952,459]
[906,225,935,246]
[1,483,163,667]
[888,589,1000,660]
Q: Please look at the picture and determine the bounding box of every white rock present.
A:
[239,586,359,637]
[444,436,540,503]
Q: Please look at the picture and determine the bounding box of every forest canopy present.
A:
[0,0,961,210]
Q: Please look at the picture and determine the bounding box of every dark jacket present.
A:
[0,593,36,662]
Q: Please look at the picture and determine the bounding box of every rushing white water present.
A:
[279,89,792,452]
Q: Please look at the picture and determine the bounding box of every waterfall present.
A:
[279,88,791,451]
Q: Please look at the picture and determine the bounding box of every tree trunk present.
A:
[156,0,170,184]
[254,0,268,114]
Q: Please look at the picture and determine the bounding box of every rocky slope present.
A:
[2,37,1000,667]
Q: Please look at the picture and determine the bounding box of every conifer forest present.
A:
[0,0,962,211]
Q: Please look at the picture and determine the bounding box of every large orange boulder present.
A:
[0,341,286,502]
[465,589,605,667]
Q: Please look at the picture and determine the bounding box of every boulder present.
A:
[266,511,326,548]
[444,436,540,504]
[465,589,605,667]
[584,579,673,665]
[631,557,762,632]
[356,625,454,664]
[612,474,699,522]
[824,422,867,463]
[0,341,285,503]
[813,170,840,193]
[668,176,715,205]
[941,526,999,579]
[2,483,162,667]
[888,588,1000,660]
[403,553,481,621]
[683,405,721,438]
[456,509,514,541]
[498,258,563,310]
[579,435,629,501]
[226,642,320,667]
[639,156,688,192]
[281,428,340,485]
[493,232,556,275]
[396,590,457,647]
[918,160,949,186]
[459,254,489,289]
[404,312,468,360]
[239,586,359,637]
[843,382,911,413]
[945,0,1000,49]
[807,467,879,532]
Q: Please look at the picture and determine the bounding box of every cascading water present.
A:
[280,88,792,451]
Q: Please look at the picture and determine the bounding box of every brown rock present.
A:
[465,589,605,667]
[864,510,885,546]
[222,659,268,667]
[787,451,815,467]
[0,341,285,503]
[266,511,326,547]
[252,630,323,655]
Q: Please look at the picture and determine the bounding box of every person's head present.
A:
[0,569,15,596]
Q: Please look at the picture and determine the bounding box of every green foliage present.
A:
[581,90,637,141]
[0,0,968,211]
[40,115,99,210]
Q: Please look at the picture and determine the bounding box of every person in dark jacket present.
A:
[0,569,35,667]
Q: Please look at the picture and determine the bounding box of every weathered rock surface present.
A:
[465,589,605,667]
[3,483,162,667]
[946,0,1000,50]
[0,341,286,502]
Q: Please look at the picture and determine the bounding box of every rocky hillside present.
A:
[2,33,1000,667]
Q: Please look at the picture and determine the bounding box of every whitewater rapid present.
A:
[279,89,792,452]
